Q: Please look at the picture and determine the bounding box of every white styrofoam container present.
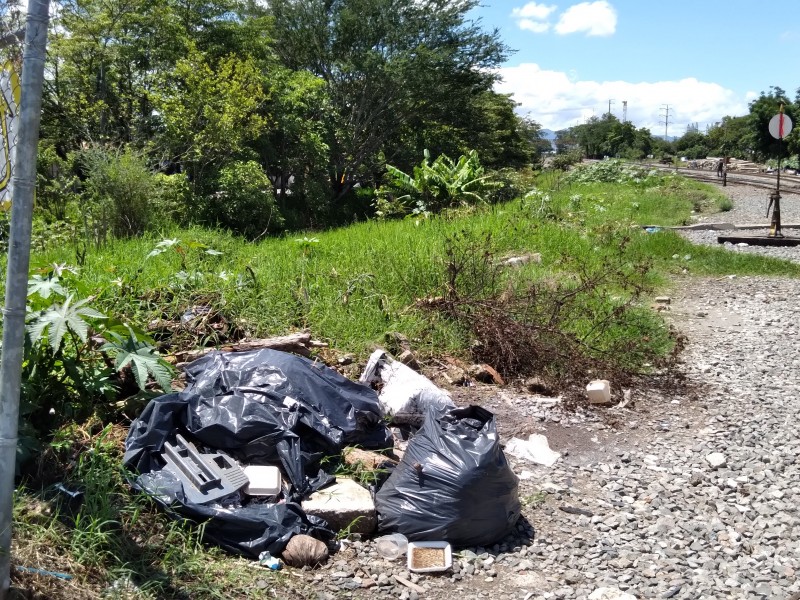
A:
[406,541,452,573]
[586,379,611,404]
[243,465,282,496]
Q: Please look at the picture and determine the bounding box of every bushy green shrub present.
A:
[153,172,192,225]
[36,143,81,222]
[550,150,582,171]
[80,146,158,240]
[210,160,284,238]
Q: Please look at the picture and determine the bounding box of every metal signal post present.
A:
[766,106,793,238]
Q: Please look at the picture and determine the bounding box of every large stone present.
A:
[302,478,377,534]
[588,588,637,600]
[706,452,727,469]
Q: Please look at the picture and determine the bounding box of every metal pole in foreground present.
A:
[0,0,50,596]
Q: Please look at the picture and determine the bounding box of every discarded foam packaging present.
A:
[375,533,408,560]
[161,434,248,504]
[586,379,612,405]
[407,541,452,573]
[243,465,282,496]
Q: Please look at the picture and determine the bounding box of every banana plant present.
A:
[376,149,502,217]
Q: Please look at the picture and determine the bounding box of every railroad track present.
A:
[646,164,800,196]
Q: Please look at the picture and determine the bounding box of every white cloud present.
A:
[495,63,749,133]
[555,1,617,37]
[512,2,557,20]
[518,19,551,33]
[511,2,556,34]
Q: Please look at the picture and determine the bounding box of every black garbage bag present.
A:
[124,348,393,557]
[375,405,520,548]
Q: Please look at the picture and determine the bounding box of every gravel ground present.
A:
[680,184,800,264]
[291,275,800,600]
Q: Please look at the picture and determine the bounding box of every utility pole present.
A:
[622,100,627,123]
[0,1,51,597]
[660,104,671,140]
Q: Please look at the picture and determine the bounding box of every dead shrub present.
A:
[431,229,679,392]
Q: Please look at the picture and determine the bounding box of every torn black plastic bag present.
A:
[375,405,520,548]
[123,348,392,557]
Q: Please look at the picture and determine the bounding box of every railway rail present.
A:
[646,163,800,196]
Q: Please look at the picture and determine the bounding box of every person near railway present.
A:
[716,159,723,178]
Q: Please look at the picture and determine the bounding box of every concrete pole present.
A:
[0,0,50,596]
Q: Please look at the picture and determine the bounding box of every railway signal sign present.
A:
[769,112,793,140]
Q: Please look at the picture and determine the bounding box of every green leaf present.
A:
[27,295,107,352]
[101,333,174,391]
[28,275,66,300]
[146,238,180,259]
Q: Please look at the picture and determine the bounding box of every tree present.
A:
[151,46,267,191]
[706,115,752,159]
[747,86,797,163]
[571,114,619,159]
[554,128,579,155]
[674,131,710,159]
[267,0,509,200]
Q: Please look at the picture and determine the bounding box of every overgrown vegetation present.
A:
[375,149,502,218]
[7,168,800,598]
[19,264,174,467]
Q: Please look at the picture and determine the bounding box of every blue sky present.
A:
[473,1,799,134]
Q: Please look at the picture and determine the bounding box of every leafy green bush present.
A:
[375,149,501,218]
[550,150,582,171]
[36,143,81,222]
[80,146,158,240]
[18,265,173,464]
[210,160,284,238]
[153,172,193,226]
[562,159,662,185]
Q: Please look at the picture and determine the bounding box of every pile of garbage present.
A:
[124,347,521,569]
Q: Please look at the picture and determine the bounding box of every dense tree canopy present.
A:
[27,0,546,233]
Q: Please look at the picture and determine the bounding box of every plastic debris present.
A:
[125,348,392,557]
[586,379,612,405]
[406,541,452,573]
[360,349,454,426]
[375,405,520,547]
[161,434,248,504]
[375,533,408,560]
[505,434,561,467]
[258,551,282,570]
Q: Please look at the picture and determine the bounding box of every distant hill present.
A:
[540,128,557,140]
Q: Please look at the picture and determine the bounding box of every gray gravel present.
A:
[694,183,800,225]
[679,184,800,264]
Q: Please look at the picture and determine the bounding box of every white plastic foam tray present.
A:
[406,541,452,573]
[242,465,281,496]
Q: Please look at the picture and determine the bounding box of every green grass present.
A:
[24,175,800,359]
